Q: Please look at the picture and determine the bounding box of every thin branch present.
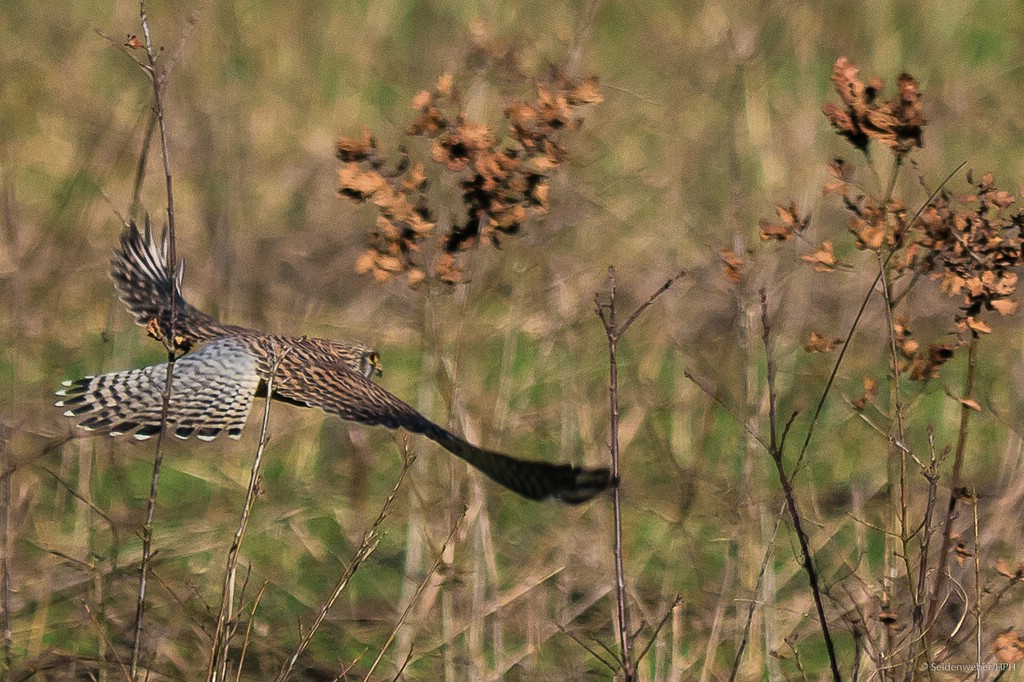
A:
[729,505,786,681]
[362,508,467,681]
[130,3,181,676]
[210,341,294,681]
[276,443,416,682]
[234,581,268,682]
[0,426,11,674]
[683,371,771,453]
[926,335,979,632]
[594,266,681,680]
[793,161,968,476]
[634,596,683,666]
[556,624,618,672]
[759,291,842,682]
[84,602,134,682]
[617,270,685,338]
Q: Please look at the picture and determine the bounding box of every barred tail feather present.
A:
[421,423,612,504]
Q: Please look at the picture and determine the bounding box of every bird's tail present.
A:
[420,423,612,504]
[112,218,227,348]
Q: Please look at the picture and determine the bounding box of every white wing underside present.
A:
[56,338,260,441]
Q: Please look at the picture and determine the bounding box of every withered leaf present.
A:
[993,628,1024,664]
[966,316,992,334]
[354,250,376,275]
[957,397,982,412]
[720,248,744,284]
[338,164,387,200]
[853,376,878,410]
[759,202,809,241]
[436,72,453,96]
[805,331,841,353]
[336,131,375,162]
[995,559,1024,581]
[407,267,426,287]
[801,241,841,272]
[954,542,974,566]
[991,298,1019,316]
[849,216,885,250]
[565,76,603,105]
[908,343,958,381]
[823,158,853,196]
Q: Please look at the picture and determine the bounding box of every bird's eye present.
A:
[366,352,383,377]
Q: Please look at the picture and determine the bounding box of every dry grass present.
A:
[4,1,1024,680]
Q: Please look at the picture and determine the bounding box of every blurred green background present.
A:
[3,0,1024,679]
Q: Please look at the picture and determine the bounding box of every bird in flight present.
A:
[56,222,611,503]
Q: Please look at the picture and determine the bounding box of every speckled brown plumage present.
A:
[58,222,611,504]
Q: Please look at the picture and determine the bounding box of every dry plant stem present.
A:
[84,602,133,682]
[0,427,11,674]
[595,266,682,681]
[362,508,468,682]
[876,252,919,653]
[758,291,842,682]
[209,344,292,681]
[275,447,416,682]
[794,162,966,477]
[971,491,981,679]
[129,110,157,221]
[728,508,785,682]
[235,582,268,682]
[130,4,180,678]
[926,335,978,633]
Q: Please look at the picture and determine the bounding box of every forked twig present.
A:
[276,443,416,682]
[210,341,294,681]
[595,266,683,681]
[362,508,468,681]
[926,335,979,633]
[759,290,842,681]
[130,3,182,677]
[234,581,268,682]
[793,161,967,476]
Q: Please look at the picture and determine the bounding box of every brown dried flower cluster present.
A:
[337,132,436,285]
[912,171,1024,337]
[762,59,1024,381]
[822,56,926,157]
[339,72,602,285]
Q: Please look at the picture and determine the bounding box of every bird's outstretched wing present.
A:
[56,338,260,442]
[112,219,234,349]
[269,351,612,504]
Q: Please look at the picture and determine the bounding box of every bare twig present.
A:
[634,595,683,667]
[729,506,786,681]
[210,341,294,681]
[276,443,416,682]
[362,508,467,681]
[130,3,181,676]
[759,291,842,681]
[595,266,683,681]
[85,602,134,682]
[926,335,979,632]
[0,425,11,674]
[557,624,618,672]
[234,581,268,682]
[682,371,771,453]
[972,491,981,681]
[793,161,967,476]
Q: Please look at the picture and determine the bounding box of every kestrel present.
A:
[57,222,611,503]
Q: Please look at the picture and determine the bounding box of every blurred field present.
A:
[4,0,1024,679]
